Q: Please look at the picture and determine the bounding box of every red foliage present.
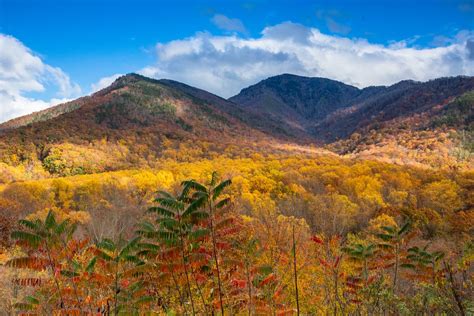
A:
[231,278,247,289]
[311,236,324,244]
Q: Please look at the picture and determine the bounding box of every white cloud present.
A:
[3,23,474,123]
[211,14,247,34]
[140,22,474,98]
[0,93,71,123]
[91,73,123,92]
[0,34,81,123]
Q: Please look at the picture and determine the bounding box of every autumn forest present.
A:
[0,72,473,315]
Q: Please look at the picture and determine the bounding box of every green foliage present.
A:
[1,71,473,314]
[42,148,68,175]
[432,91,474,129]
[3,173,474,315]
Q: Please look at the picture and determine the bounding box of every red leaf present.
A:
[311,236,323,244]
[231,278,247,289]
[259,273,276,287]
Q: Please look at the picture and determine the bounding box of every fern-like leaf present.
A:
[44,210,57,230]
[119,237,141,257]
[148,206,175,217]
[215,197,230,209]
[6,257,49,270]
[86,257,97,273]
[182,196,206,218]
[18,219,40,231]
[11,231,42,246]
[155,197,184,212]
[212,179,231,200]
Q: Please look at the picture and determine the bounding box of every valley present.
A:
[0,73,472,315]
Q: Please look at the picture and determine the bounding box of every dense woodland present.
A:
[0,74,473,177]
[0,74,473,315]
[0,155,473,314]
[328,91,474,170]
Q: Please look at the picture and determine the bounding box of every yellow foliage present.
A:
[27,207,91,224]
[344,175,386,210]
[1,155,472,243]
[368,213,398,234]
[420,179,463,213]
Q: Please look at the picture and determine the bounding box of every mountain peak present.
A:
[0,73,472,170]
[110,73,151,87]
[229,73,361,131]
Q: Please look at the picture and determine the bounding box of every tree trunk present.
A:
[245,262,252,316]
[393,243,399,293]
[208,196,225,315]
[180,233,196,315]
[292,224,300,316]
[445,262,465,316]
[114,262,119,316]
[45,240,64,309]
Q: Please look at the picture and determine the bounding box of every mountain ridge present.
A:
[0,73,472,172]
[3,73,472,134]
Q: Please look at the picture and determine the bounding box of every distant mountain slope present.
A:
[329,90,474,168]
[0,99,85,131]
[1,73,472,174]
[230,74,474,143]
[229,74,379,136]
[0,74,304,140]
[0,74,279,176]
[315,76,474,141]
[0,74,245,139]
[157,78,310,140]
[230,73,474,168]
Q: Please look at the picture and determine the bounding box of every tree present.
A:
[7,210,80,313]
[292,223,300,316]
[403,244,444,285]
[144,188,210,315]
[181,171,232,315]
[93,236,149,315]
[420,180,463,214]
[376,221,412,292]
[343,243,377,284]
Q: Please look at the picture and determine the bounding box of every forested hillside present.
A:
[1,156,473,314]
[1,73,472,183]
[231,74,474,169]
[0,73,473,315]
[0,74,283,180]
[329,90,474,169]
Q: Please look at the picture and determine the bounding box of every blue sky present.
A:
[1,0,473,121]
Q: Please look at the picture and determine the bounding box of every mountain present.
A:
[0,74,286,176]
[229,74,382,137]
[230,74,474,142]
[0,99,86,131]
[0,74,304,140]
[314,76,474,141]
[230,74,474,168]
[152,78,311,140]
[0,73,472,175]
[327,89,474,168]
[1,74,250,135]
